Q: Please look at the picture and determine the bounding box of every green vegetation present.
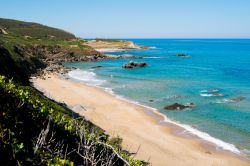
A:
[0,20,102,84]
[0,18,145,165]
[0,18,75,39]
[0,75,144,165]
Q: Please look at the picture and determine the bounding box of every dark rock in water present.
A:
[92,65,103,68]
[176,53,187,57]
[164,103,195,110]
[228,96,245,102]
[122,61,147,69]
[149,99,154,102]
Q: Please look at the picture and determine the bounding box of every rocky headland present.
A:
[84,38,150,52]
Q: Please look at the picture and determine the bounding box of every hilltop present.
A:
[0,18,75,39]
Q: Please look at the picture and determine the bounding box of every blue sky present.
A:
[1,0,250,38]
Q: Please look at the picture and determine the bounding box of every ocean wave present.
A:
[68,69,106,86]
[149,46,157,49]
[200,93,224,97]
[215,97,245,104]
[200,89,219,93]
[144,56,166,59]
[161,115,241,154]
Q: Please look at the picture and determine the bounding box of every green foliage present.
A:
[108,136,123,149]
[47,157,74,166]
[0,75,145,166]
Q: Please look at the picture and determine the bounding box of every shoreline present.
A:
[31,72,250,166]
[66,71,248,159]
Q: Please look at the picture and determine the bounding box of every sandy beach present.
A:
[31,73,250,166]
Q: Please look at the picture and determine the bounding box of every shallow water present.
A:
[64,39,250,156]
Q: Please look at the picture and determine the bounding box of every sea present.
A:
[64,39,250,158]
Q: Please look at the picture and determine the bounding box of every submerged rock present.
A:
[176,53,187,57]
[91,65,103,68]
[164,103,195,110]
[122,61,147,69]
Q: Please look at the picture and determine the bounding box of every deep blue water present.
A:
[64,39,250,156]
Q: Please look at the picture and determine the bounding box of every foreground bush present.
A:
[0,75,144,166]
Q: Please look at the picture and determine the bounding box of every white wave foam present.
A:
[200,93,224,97]
[161,115,241,154]
[200,89,219,93]
[149,46,157,49]
[144,56,165,59]
[215,97,245,104]
[68,69,106,86]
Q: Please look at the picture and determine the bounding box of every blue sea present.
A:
[64,39,250,157]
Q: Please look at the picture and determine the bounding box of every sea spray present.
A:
[68,69,106,86]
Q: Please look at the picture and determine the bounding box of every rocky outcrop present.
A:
[164,103,195,110]
[13,44,106,63]
[122,61,147,69]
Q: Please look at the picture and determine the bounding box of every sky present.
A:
[0,0,250,38]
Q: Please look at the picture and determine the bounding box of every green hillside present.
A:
[0,18,105,84]
[0,18,75,39]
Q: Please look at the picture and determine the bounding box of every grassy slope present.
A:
[0,18,75,39]
[0,18,144,166]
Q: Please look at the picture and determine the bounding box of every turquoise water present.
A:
[64,39,250,156]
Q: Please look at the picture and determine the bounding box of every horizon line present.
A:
[82,37,250,40]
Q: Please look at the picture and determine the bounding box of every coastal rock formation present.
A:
[164,103,195,110]
[176,53,187,57]
[12,44,106,63]
[122,61,147,69]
